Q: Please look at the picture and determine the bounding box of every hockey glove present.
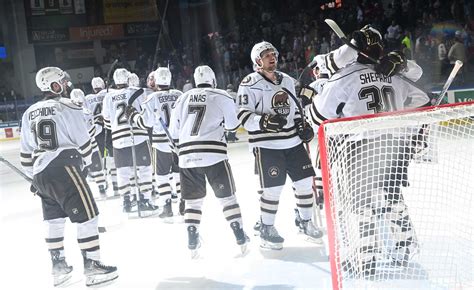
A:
[259,114,287,132]
[30,184,39,196]
[296,119,314,143]
[375,51,407,77]
[171,151,179,166]
[124,105,138,123]
[352,25,382,51]
[298,86,317,107]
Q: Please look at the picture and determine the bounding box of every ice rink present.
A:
[0,137,333,290]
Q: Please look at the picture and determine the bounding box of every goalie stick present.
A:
[434,60,463,105]
[324,19,431,96]
[0,155,108,233]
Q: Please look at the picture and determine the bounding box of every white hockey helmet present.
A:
[193,65,216,88]
[70,88,85,106]
[128,73,140,87]
[113,68,130,86]
[91,77,105,90]
[146,71,155,89]
[154,67,172,87]
[35,67,66,93]
[250,41,279,69]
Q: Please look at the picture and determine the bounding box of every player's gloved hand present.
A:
[82,165,90,178]
[296,119,314,143]
[171,151,179,166]
[352,25,382,51]
[30,184,39,195]
[95,115,104,126]
[375,50,407,77]
[298,86,317,107]
[259,114,287,132]
[124,105,138,123]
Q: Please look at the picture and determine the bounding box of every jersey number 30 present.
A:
[359,85,396,113]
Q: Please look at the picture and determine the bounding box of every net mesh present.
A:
[319,102,474,290]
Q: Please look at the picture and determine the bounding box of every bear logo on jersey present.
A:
[271,90,290,117]
[268,166,280,178]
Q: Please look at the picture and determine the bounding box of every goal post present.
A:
[318,102,474,290]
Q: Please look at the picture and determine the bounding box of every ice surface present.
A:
[0,138,332,290]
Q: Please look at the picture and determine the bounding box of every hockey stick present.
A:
[102,59,119,189]
[0,155,108,233]
[0,155,32,182]
[127,88,145,218]
[158,117,177,150]
[434,60,463,105]
[281,87,324,227]
[324,19,431,96]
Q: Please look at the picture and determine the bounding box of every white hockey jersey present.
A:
[102,87,148,149]
[135,89,182,152]
[237,71,302,150]
[314,62,430,127]
[20,97,93,178]
[84,89,107,136]
[169,87,239,168]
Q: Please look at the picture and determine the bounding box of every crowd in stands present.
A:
[128,0,473,92]
[1,0,473,122]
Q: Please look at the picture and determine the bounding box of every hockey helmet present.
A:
[146,71,155,89]
[193,65,216,88]
[128,73,140,87]
[250,41,279,69]
[35,67,67,94]
[113,68,130,86]
[70,88,85,107]
[154,67,172,87]
[91,77,105,90]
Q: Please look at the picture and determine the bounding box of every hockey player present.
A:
[128,73,140,88]
[70,88,108,198]
[312,26,430,276]
[169,65,249,256]
[85,77,118,197]
[102,68,157,215]
[126,67,183,219]
[237,41,323,250]
[20,67,118,287]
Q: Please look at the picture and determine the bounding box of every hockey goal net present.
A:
[318,102,474,290]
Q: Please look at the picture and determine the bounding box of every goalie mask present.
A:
[313,54,330,79]
[193,65,216,88]
[250,41,279,70]
[70,88,85,107]
[35,67,67,95]
[154,67,172,87]
[113,68,130,86]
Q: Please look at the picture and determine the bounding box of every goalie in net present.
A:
[311,26,432,279]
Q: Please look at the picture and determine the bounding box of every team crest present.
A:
[268,166,280,178]
[241,76,252,85]
[271,90,290,116]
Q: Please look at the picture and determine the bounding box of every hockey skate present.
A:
[230,221,250,255]
[137,198,159,218]
[187,225,201,259]
[122,195,134,213]
[253,220,261,236]
[159,198,173,220]
[51,251,73,287]
[260,223,284,250]
[83,256,118,287]
[299,219,324,243]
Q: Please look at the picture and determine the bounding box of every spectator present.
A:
[448,30,467,82]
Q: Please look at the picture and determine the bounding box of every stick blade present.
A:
[324,19,346,39]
